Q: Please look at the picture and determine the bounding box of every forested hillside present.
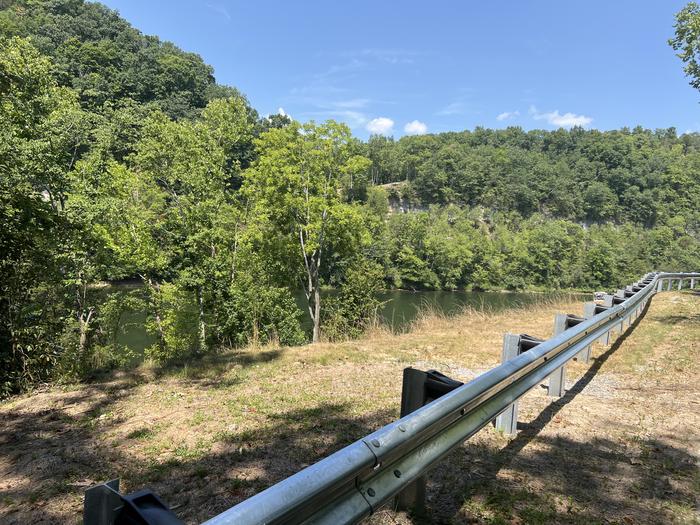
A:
[1,0,699,397]
[366,127,700,227]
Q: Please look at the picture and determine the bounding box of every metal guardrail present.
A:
[85,272,699,525]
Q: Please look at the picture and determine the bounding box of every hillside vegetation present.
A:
[1,0,699,396]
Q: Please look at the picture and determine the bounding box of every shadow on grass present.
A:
[0,388,395,524]
[146,403,396,523]
[0,377,142,524]
[420,299,699,524]
[2,297,696,524]
[0,342,290,524]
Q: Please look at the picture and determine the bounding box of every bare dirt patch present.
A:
[0,294,697,524]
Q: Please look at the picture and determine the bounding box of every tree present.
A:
[0,37,91,393]
[670,2,700,91]
[244,121,371,342]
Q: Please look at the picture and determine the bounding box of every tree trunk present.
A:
[300,228,323,343]
[312,283,321,343]
[197,285,206,353]
[144,276,166,351]
[78,317,88,355]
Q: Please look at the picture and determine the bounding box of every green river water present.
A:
[113,289,586,354]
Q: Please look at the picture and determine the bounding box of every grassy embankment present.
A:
[0,292,697,524]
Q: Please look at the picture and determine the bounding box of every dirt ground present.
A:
[0,292,698,524]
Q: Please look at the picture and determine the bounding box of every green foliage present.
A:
[322,259,385,341]
[0,0,254,119]
[670,2,700,91]
[2,3,700,398]
[374,207,700,292]
[0,36,82,396]
[55,288,144,379]
[217,276,305,348]
[244,121,372,342]
[364,126,700,232]
[144,282,198,362]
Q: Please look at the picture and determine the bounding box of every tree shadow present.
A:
[0,376,142,524]
[651,312,699,325]
[146,403,396,523]
[419,300,699,524]
[0,342,290,524]
[0,386,395,524]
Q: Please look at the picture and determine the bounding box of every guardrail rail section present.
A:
[84,272,699,525]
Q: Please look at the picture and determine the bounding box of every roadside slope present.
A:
[397,291,699,525]
[0,293,697,524]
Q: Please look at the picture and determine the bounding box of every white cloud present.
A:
[356,48,415,64]
[277,107,287,117]
[496,110,520,121]
[529,105,592,128]
[404,120,427,135]
[205,3,231,21]
[366,117,394,135]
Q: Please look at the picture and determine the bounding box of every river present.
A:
[373,290,584,332]
[113,289,585,354]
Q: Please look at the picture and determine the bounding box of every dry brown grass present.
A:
[0,293,697,524]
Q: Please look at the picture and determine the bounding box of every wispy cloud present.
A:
[205,3,231,21]
[300,110,368,128]
[496,110,520,121]
[351,48,417,64]
[294,98,376,128]
[331,98,372,109]
[529,105,592,128]
[436,101,467,116]
[286,49,414,132]
[312,59,366,82]
[366,117,394,135]
[404,120,427,135]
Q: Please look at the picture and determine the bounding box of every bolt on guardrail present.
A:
[84,272,699,525]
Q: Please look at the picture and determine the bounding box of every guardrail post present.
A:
[548,314,567,397]
[83,480,181,525]
[692,277,696,289]
[668,279,673,291]
[657,279,664,292]
[495,334,521,435]
[678,278,683,290]
[578,310,593,364]
[396,368,428,516]
[84,480,121,525]
[599,295,617,345]
[584,302,607,347]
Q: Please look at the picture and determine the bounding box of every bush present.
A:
[322,259,385,341]
[216,278,305,348]
[145,282,199,362]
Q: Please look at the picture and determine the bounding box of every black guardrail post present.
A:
[396,368,463,515]
[83,479,182,525]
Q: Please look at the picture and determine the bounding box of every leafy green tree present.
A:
[244,121,371,342]
[0,0,254,119]
[0,36,92,393]
[670,2,700,91]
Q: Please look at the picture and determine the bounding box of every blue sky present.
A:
[100,0,699,138]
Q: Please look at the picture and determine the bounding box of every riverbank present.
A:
[0,293,697,524]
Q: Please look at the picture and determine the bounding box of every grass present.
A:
[0,292,698,524]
